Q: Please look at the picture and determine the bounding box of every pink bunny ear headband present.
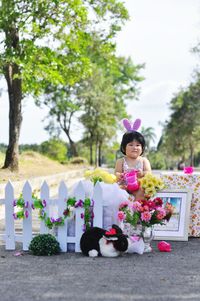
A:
[122,118,141,132]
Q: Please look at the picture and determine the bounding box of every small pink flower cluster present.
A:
[184,166,193,174]
[118,197,174,227]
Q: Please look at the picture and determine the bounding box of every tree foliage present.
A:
[0,0,129,170]
[41,8,143,165]
[140,126,156,153]
[40,139,67,163]
[159,79,200,166]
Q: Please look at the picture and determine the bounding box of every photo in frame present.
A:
[154,189,192,241]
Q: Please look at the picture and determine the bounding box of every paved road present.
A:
[0,238,200,301]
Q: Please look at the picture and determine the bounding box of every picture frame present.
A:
[154,189,192,241]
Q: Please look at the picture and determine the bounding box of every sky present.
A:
[0,0,200,146]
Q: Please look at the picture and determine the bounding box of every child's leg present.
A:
[132,188,145,201]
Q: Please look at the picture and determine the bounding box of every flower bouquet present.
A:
[138,172,165,199]
[84,168,117,185]
[118,197,174,229]
[117,197,174,252]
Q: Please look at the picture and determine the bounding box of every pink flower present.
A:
[184,166,193,174]
[156,207,166,220]
[119,201,130,209]
[132,201,142,212]
[147,200,155,210]
[153,197,163,206]
[143,205,149,212]
[141,211,151,222]
[117,211,126,221]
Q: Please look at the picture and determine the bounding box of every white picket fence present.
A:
[0,180,104,252]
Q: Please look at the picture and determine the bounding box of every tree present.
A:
[159,80,200,166]
[42,84,81,157]
[78,51,143,166]
[140,126,156,153]
[0,0,129,170]
[79,68,116,165]
[1,0,128,170]
[40,9,142,162]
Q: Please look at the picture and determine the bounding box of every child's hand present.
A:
[119,184,128,191]
[137,169,144,178]
[116,172,124,182]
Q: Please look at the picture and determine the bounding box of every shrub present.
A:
[29,234,61,256]
[70,157,88,164]
[148,151,167,170]
[40,139,67,163]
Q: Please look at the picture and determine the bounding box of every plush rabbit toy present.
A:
[80,224,128,257]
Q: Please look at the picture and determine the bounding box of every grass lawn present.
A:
[0,151,88,184]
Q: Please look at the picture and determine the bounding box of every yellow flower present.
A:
[139,178,148,187]
[139,173,164,198]
[110,174,117,182]
[103,174,113,184]
[84,170,93,178]
[146,182,155,189]
[84,168,116,184]
[145,187,156,196]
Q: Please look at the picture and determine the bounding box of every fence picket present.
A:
[40,181,50,234]
[74,181,85,252]
[93,182,103,228]
[5,181,15,250]
[57,181,68,252]
[22,181,33,251]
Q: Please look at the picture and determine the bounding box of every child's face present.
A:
[125,139,142,158]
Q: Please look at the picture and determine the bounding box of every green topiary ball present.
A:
[29,234,61,256]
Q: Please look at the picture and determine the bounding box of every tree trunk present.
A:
[89,143,93,165]
[98,143,102,167]
[68,137,78,157]
[190,147,194,166]
[63,129,78,157]
[95,141,99,167]
[3,63,22,171]
[58,112,78,158]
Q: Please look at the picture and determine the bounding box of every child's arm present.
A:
[143,157,151,175]
[115,158,123,174]
[137,157,151,178]
[115,158,125,184]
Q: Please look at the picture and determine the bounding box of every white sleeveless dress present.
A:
[123,157,144,172]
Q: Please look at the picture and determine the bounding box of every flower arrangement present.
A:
[84,168,117,185]
[63,197,94,231]
[117,197,174,228]
[13,195,94,231]
[138,173,165,199]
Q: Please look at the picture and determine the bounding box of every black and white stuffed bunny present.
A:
[80,224,128,257]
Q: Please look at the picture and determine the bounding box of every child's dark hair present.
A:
[120,131,146,155]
